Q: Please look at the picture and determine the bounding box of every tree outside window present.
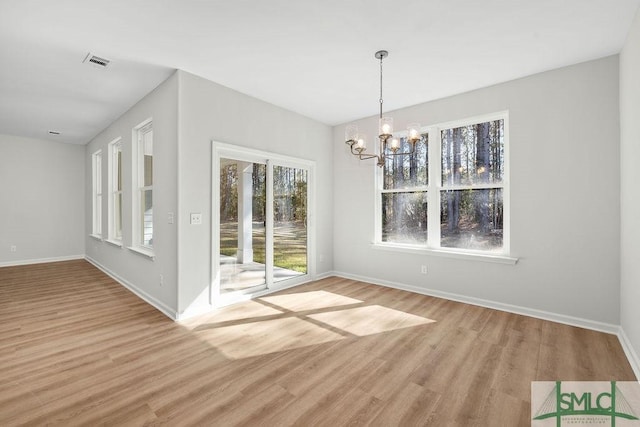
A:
[379,113,508,254]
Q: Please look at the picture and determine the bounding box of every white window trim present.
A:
[128,118,154,256]
[374,111,516,264]
[91,149,102,238]
[105,239,123,248]
[128,245,155,259]
[107,137,123,246]
[372,242,517,264]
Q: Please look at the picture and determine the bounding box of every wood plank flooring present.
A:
[0,260,635,426]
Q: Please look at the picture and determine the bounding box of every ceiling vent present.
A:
[82,52,110,68]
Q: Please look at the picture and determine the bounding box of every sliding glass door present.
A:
[219,159,267,294]
[273,165,308,283]
[214,143,314,305]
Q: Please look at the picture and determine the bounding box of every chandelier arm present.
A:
[346,142,377,160]
[358,153,379,161]
[386,150,415,157]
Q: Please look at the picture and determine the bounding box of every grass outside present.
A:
[220,221,307,272]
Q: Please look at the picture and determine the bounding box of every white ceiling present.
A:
[1,0,638,145]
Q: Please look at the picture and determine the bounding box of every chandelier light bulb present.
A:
[380,117,393,136]
[408,123,421,141]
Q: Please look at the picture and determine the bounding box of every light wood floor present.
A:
[0,260,635,426]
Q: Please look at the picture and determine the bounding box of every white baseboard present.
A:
[314,271,336,281]
[0,254,85,268]
[85,256,177,321]
[618,327,640,380]
[333,271,620,335]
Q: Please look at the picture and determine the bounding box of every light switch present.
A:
[190,213,202,225]
[168,212,174,224]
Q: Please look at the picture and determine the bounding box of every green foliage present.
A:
[219,221,307,273]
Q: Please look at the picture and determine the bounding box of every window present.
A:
[108,138,123,243]
[133,120,153,251]
[381,134,429,244]
[92,150,102,237]
[378,112,509,256]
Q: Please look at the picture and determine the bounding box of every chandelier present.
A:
[345,50,423,167]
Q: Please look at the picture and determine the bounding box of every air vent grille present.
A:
[83,53,110,68]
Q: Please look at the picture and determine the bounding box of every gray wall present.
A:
[82,69,334,318]
[621,8,640,374]
[0,134,84,265]
[85,72,179,315]
[176,70,334,317]
[333,56,621,327]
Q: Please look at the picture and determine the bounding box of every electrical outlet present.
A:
[10,245,16,252]
[190,213,202,225]
[159,274,163,286]
[421,265,427,274]
[168,212,174,224]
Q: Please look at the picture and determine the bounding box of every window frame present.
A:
[374,111,516,264]
[130,118,154,257]
[107,137,123,246]
[91,149,102,238]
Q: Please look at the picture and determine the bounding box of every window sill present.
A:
[127,246,155,260]
[89,234,103,241]
[372,242,518,265]
[105,239,123,248]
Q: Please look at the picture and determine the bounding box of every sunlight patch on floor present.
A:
[186,291,434,359]
[181,300,283,328]
[194,317,346,359]
[260,290,362,312]
[308,305,435,336]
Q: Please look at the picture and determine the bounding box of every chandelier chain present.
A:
[379,54,383,119]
